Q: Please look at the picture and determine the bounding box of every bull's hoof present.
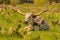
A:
[32,29,35,31]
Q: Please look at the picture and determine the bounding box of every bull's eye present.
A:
[28,16,32,19]
[28,16,31,18]
[32,15,36,18]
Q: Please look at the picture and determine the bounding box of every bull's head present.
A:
[16,8,48,24]
[24,13,33,24]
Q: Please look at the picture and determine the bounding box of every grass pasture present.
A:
[0,3,60,40]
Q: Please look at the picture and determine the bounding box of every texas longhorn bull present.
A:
[16,9,49,31]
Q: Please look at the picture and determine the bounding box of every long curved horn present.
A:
[35,9,48,16]
[16,9,25,16]
[11,6,25,16]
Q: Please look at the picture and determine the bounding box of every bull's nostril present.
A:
[24,21,28,24]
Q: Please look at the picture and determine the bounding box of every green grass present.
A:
[0,3,60,40]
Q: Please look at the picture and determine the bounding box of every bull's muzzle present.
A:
[24,21,28,24]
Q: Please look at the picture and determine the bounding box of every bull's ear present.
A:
[35,9,49,16]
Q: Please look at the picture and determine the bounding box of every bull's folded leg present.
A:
[43,21,50,31]
[38,25,43,31]
[40,20,49,31]
[44,26,49,31]
[38,25,49,31]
